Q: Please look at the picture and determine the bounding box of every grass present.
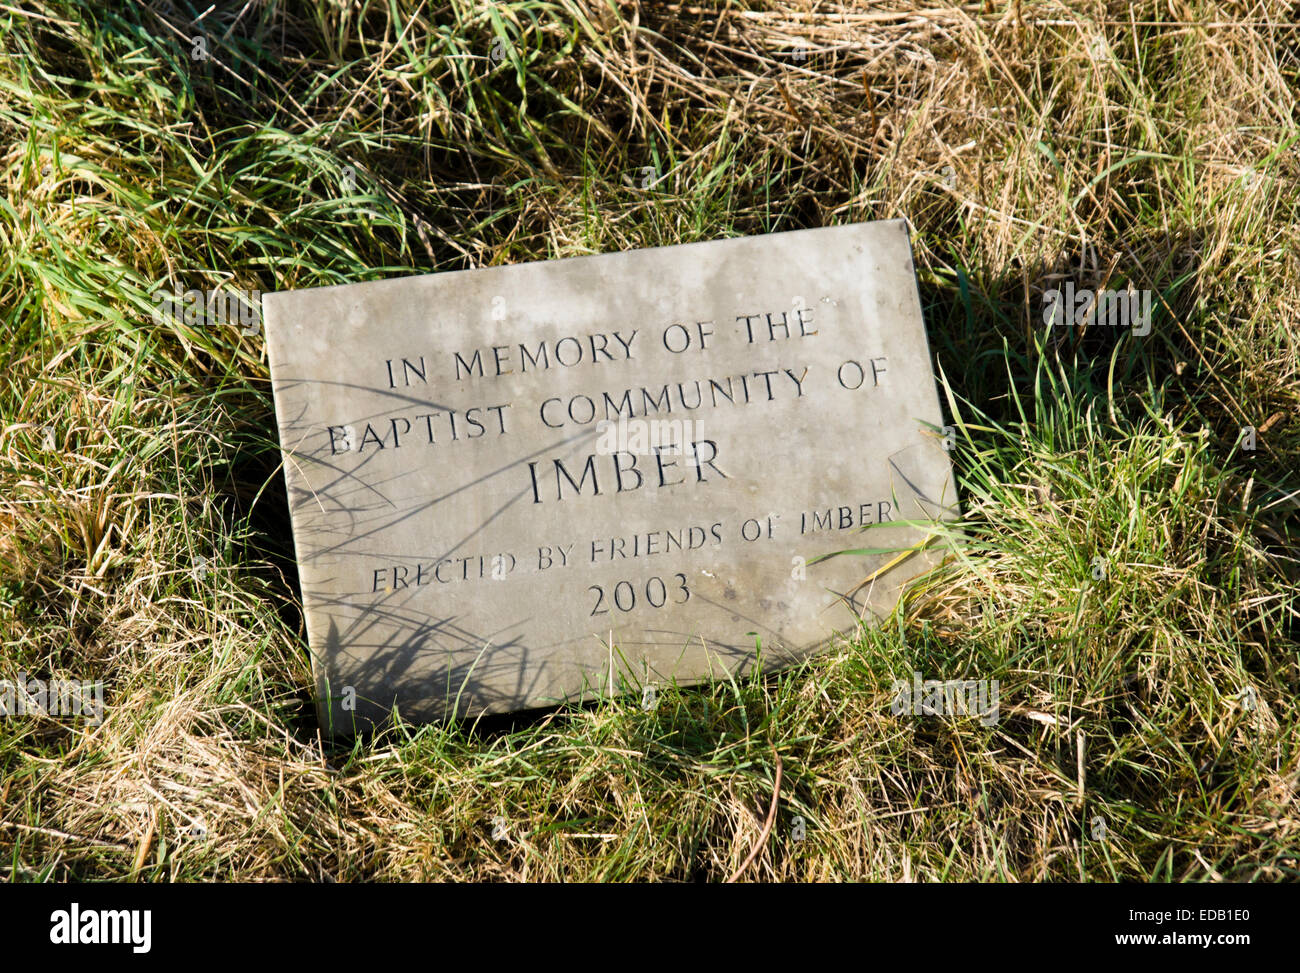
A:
[0,0,1297,881]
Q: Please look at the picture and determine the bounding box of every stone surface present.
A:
[263,220,957,732]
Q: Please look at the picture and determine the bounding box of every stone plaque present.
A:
[263,220,957,731]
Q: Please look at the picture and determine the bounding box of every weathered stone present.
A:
[263,220,957,732]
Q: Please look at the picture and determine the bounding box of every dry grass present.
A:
[0,0,1297,881]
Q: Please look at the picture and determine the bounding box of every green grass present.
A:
[0,0,1297,881]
